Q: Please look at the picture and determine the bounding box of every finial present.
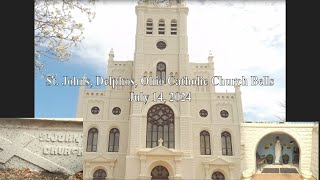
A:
[234,84,241,92]
[80,74,87,87]
[109,48,114,55]
[208,50,214,63]
[209,50,213,57]
[109,48,114,61]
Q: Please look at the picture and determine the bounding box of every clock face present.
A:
[155,0,171,7]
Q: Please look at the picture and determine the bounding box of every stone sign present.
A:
[0,118,83,175]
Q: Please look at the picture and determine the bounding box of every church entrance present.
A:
[212,171,225,180]
[151,166,169,180]
[93,169,107,180]
[255,132,300,174]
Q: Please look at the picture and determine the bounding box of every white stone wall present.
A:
[240,123,316,174]
[311,125,319,179]
[83,110,129,179]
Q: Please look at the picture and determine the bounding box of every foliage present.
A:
[266,154,273,160]
[282,154,289,161]
[34,0,95,74]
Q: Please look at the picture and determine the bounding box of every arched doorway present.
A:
[255,132,300,173]
[212,171,225,180]
[151,166,169,180]
[93,169,107,180]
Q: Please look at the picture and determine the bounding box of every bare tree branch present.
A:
[275,100,286,122]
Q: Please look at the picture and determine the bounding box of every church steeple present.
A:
[134,0,189,55]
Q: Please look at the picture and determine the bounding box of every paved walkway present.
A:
[251,174,303,180]
[256,163,299,174]
[251,163,305,180]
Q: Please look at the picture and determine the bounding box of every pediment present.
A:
[88,154,117,163]
[203,156,232,165]
[138,145,183,156]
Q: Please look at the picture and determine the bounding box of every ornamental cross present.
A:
[158,138,163,146]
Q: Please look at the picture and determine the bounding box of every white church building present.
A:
[76,0,319,179]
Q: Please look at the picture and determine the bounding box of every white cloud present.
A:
[69,1,285,122]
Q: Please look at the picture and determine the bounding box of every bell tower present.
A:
[125,1,193,178]
[134,0,189,80]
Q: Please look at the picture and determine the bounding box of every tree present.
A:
[34,0,95,75]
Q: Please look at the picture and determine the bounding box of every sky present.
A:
[35,0,286,122]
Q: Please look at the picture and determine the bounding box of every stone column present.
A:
[175,157,182,179]
[139,155,147,177]
[204,164,210,180]
[229,165,234,179]
[242,169,253,180]
[84,162,91,180]
[301,170,313,180]
[108,162,115,179]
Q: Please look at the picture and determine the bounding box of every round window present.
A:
[220,110,229,118]
[156,41,167,50]
[199,109,208,117]
[112,107,121,115]
[91,106,100,115]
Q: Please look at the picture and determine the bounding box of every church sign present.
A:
[0,118,83,175]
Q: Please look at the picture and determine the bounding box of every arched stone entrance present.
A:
[212,171,225,180]
[240,123,314,175]
[151,166,169,180]
[93,169,107,180]
[255,132,301,173]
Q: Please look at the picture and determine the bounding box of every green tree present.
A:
[34,0,95,75]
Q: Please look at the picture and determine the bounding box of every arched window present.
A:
[221,131,233,156]
[212,171,225,180]
[108,128,120,152]
[171,19,177,35]
[158,19,165,34]
[87,128,98,152]
[146,19,153,34]
[200,131,211,155]
[146,104,174,148]
[93,169,107,180]
[156,62,166,84]
[151,166,169,180]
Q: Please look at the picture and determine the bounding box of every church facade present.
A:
[76,1,318,179]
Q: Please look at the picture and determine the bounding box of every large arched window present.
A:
[108,128,120,152]
[200,131,211,155]
[151,166,169,180]
[146,18,153,34]
[156,62,166,84]
[170,19,177,35]
[212,171,225,180]
[93,169,107,180]
[146,104,174,148]
[221,131,233,156]
[87,128,98,152]
[158,19,165,34]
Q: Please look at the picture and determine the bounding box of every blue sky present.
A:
[35,1,285,121]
